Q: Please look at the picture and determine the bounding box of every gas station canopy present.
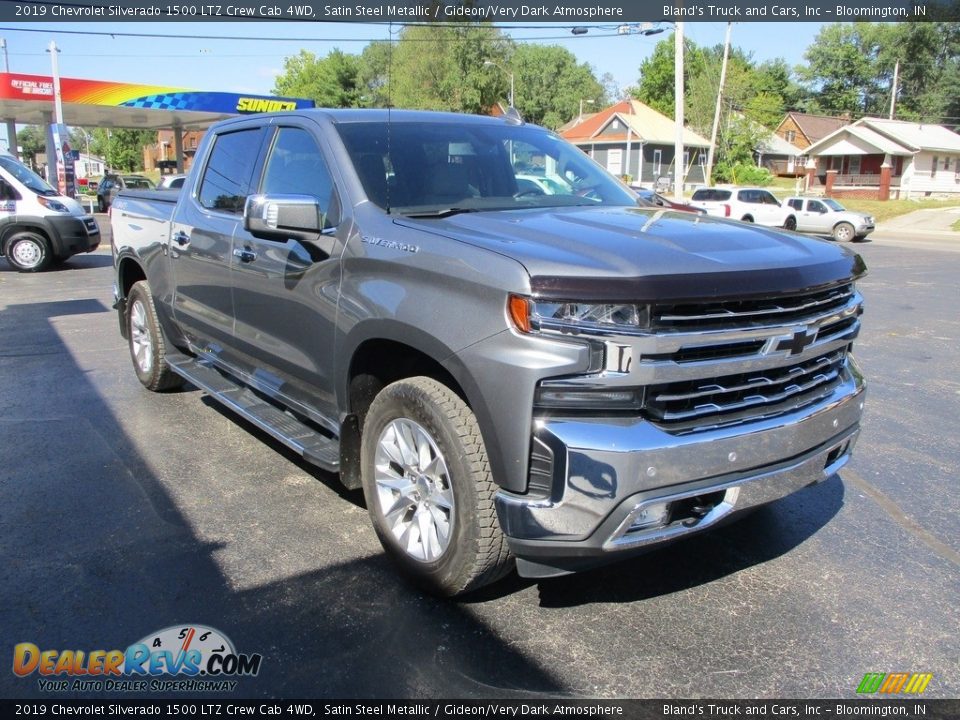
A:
[0,71,314,129]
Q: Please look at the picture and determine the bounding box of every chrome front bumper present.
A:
[496,361,865,577]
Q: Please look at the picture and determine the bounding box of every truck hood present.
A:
[395,206,866,302]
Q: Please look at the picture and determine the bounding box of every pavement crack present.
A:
[844,467,960,569]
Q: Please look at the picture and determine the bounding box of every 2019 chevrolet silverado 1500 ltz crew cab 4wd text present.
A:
[111,110,867,596]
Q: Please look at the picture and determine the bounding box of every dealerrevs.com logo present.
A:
[13,625,262,693]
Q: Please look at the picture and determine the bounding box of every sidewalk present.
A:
[873,206,960,239]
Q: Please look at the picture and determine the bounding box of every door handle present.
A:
[173,231,191,247]
[233,247,257,263]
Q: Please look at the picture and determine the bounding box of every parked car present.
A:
[97,174,154,212]
[0,153,100,272]
[633,187,705,214]
[156,174,187,191]
[783,196,875,242]
[690,187,789,227]
[110,109,866,595]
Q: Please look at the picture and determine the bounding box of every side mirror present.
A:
[244,194,326,244]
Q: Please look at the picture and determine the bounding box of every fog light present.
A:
[627,501,670,532]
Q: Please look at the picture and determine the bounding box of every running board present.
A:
[166,354,340,472]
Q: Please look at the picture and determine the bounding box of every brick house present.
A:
[143,129,206,172]
[804,117,960,200]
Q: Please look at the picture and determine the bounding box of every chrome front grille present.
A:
[644,349,846,428]
[653,283,855,331]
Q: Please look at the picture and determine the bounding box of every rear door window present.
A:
[691,189,731,202]
[198,128,264,214]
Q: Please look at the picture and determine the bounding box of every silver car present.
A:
[784,196,875,242]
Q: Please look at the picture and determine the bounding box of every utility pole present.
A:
[706,22,732,187]
[47,41,64,123]
[1,38,18,159]
[889,59,899,120]
[673,22,684,202]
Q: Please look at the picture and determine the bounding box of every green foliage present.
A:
[798,23,891,116]
[388,24,513,114]
[16,125,45,167]
[88,128,154,172]
[272,49,361,107]
[713,162,773,186]
[509,44,605,129]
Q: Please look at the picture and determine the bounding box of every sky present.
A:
[0,21,827,146]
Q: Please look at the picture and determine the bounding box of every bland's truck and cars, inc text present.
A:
[110,109,866,595]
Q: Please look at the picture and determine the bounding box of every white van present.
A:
[0,154,100,272]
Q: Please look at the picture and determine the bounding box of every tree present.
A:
[272,49,361,108]
[882,23,960,127]
[16,126,45,169]
[797,23,892,116]
[509,45,606,129]
[88,128,154,172]
[388,23,513,114]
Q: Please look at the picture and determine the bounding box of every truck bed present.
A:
[111,189,179,252]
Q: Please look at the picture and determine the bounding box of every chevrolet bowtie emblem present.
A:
[777,328,817,355]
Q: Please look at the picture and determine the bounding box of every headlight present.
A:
[509,295,649,336]
[37,196,71,213]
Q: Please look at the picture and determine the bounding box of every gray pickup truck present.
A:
[111,109,867,595]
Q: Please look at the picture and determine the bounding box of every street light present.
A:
[579,99,595,121]
[482,60,514,108]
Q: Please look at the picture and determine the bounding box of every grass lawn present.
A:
[953,218,960,232]
[835,198,960,223]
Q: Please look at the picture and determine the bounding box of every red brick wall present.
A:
[828,188,882,200]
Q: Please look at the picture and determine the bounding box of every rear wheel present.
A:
[126,281,182,392]
[360,377,512,596]
[741,215,754,223]
[833,222,855,242]
[6,231,52,272]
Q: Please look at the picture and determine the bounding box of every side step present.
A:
[166,354,340,472]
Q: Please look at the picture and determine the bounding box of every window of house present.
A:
[848,156,861,174]
[945,157,951,171]
[606,148,623,176]
[652,149,662,176]
[785,130,796,143]
[932,156,938,177]
[611,120,619,130]
[198,127,263,213]
[683,151,690,172]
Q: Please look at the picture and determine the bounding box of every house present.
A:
[560,99,711,188]
[74,153,106,180]
[775,112,849,151]
[143,129,206,172]
[803,117,960,200]
[755,130,805,177]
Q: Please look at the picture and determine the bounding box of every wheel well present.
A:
[338,339,466,490]
[1,224,51,256]
[117,257,147,299]
[741,214,754,222]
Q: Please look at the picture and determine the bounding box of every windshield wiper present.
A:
[401,207,484,218]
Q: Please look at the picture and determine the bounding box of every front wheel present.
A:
[6,232,52,272]
[784,216,797,231]
[833,222,855,242]
[126,281,182,392]
[360,377,512,596]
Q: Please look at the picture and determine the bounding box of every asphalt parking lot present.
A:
[1,219,958,700]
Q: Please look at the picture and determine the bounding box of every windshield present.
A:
[335,120,637,215]
[823,199,846,212]
[0,156,57,196]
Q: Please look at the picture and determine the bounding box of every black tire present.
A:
[5,231,52,272]
[784,216,797,231]
[833,222,855,242]
[126,281,182,392]
[741,215,754,223]
[360,377,513,596]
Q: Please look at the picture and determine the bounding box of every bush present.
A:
[713,162,774,186]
